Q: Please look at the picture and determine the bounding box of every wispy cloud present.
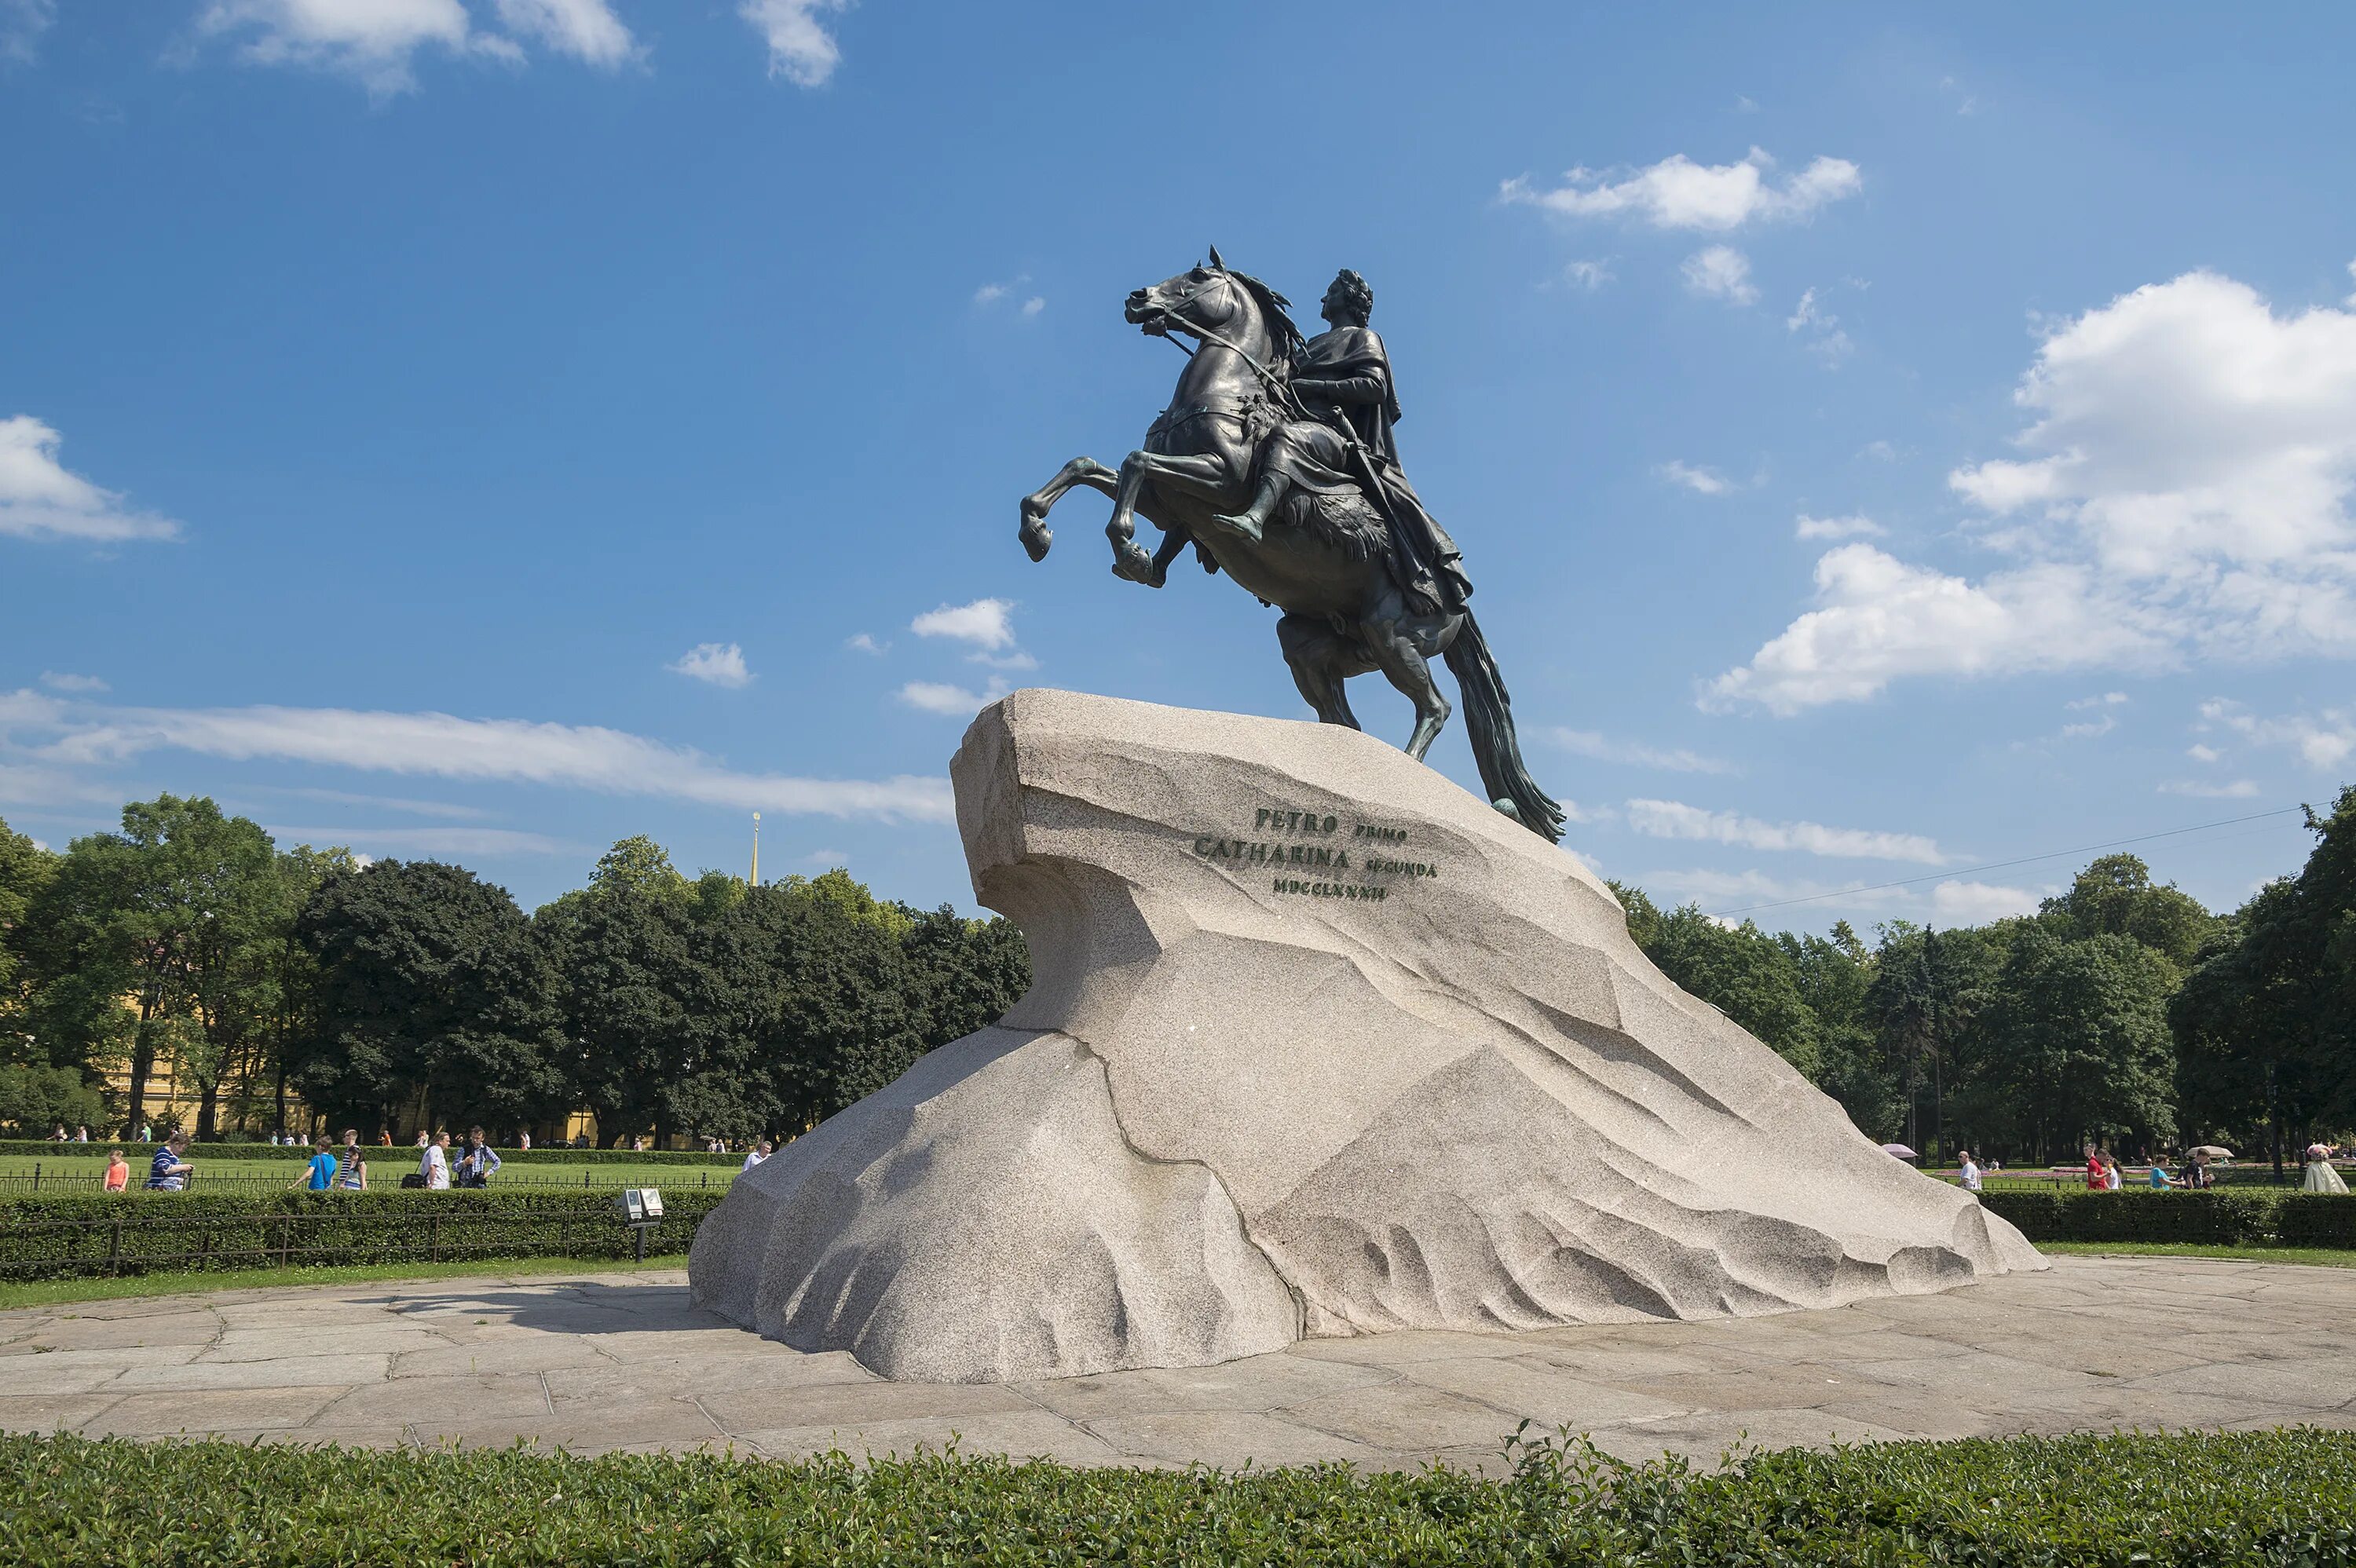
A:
[38,671,108,693]
[1,0,55,64]
[912,598,1016,651]
[1,415,181,543]
[1681,245,1757,305]
[845,632,889,655]
[1502,148,1861,232]
[6,693,951,822]
[740,0,847,86]
[1658,460,1733,496]
[2199,699,2355,772]
[1794,514,1881,541]
[898,678,1009,716]
[1562,260,1613,291]
[2158,779,2260,799]
[668,641,752,688]
[263,824,576,857]
[1545,728,1732,775]
[1626,798,1948,864]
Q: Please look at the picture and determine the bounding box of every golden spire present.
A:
[749,811,759,887]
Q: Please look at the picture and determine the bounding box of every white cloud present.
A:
[1020,296,1045,318]
[2059,715,2115,739]
[250,784,488,819]
[1658,460,1732,496]
[1681,245,1757,305]
[898,678,1008,716]
[741,0,846,86]
[0,416,181,543]
[1502,148,1860,232]
[911,597,1015,650]
[968,649,1038,671]
[845,632,888,655]
[1544,728,1732,774]
[2347,258,2356,309]
[38,671,108,693]
[1625,797,1948,864]
[2067,691,2129,709]
[492,0,635,66]
[1929,879,2038,923]
[668,641,752,688]
[1562,260,1613,291]
[2158,779,2261,799]
[5,693,950,821]
[802,847,847,867]
[1794,514,1882,541]
[1706,267,2356,706]
[2,0,54,64]
[1715,266,2356,712]
[973,282,1011,305]
[2187,743,2224,763]
[2200,699,2355,771]
[196,0,503,95]
[264,824,574,857]
[1785,287,1853,364]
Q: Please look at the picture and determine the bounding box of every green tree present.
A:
[1608,883,1820,1078]
[539,877,700,1147]
[294,859,567,1138]
[2172,788,2356,1172]
[2040,853,2217,973]
[0,816,57,1048]
[1967,930,2179,1162]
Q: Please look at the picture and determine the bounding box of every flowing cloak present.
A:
[1255,325,1473,616]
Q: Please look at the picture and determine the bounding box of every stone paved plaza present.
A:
[3,1255,2352,1471]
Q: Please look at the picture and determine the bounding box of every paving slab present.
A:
[0,1256,2350,1471]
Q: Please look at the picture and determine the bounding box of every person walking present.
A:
[103,1148,130,1193]
[419,1132,452,1191]
[2083,1145,2105,1191]
[291,1135,338,1192]
[518,1131,531,1152]
[1958,1150,1982,1194]
[742,1139,774,1172]
[454,1128,501,1189]
[2304,1143,2349,1193]
[145,1134,193,1191]
[335,1129,368,1191]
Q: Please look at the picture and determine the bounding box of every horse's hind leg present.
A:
[1019,457,1120,562]
[1278,615,1363,732]
[1366,620,1453,760]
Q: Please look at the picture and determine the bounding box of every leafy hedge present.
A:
[0,1138,745,1167]
[0,1187,724,1281]
[5,1427,2354,1566]
[1979,1186,2356,1247]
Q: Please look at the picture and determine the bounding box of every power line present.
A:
[1703,806,2309,919]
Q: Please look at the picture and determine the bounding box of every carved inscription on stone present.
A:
[1190,806,1442,902]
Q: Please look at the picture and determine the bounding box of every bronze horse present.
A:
[1016,250,1564,842]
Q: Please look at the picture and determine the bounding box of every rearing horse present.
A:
[1017,250,1565,842]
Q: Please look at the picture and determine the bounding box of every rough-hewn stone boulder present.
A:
[689,689,2041,1383]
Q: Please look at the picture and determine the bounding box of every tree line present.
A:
[0,798,1028,1147]
[1612,785,2356,1174]
[5,787,2351,1167]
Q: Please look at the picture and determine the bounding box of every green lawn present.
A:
[0,1252,691,1311]
[2037,1240,2356,1268]
[0,1151,737,1193]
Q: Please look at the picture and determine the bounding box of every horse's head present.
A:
[1124,253,1251,339]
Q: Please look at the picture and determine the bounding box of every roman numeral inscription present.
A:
[1190,809,1440,901]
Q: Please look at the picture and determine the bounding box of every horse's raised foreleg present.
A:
[1019,457,1120,563]
[1366,620,1454,760]
[1108,448,1244,585]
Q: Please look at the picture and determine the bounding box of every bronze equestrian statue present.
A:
[1016,249,1565,842]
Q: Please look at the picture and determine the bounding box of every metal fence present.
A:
[0,1165,735,1196]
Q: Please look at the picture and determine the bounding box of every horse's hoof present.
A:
[1110,542,1157,584]
[1018,514,1053,562]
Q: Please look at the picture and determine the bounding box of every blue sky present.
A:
[5,2,2353,930]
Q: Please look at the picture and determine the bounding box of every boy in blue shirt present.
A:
[291,1135,338,1191]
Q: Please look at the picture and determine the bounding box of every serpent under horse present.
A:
[1016,249,1565,841]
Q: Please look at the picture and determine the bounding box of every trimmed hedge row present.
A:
[1980,1186,2356,1247]
[0,1138,744,1167]
[6,1427,2355,1566]
[0,1187,725,1280]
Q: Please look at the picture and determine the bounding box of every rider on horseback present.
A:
[1209,269,1473,618]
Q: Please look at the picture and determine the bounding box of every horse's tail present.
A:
[1443,612,1567,843]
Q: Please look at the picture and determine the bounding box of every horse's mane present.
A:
[1219,266,1305,364]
